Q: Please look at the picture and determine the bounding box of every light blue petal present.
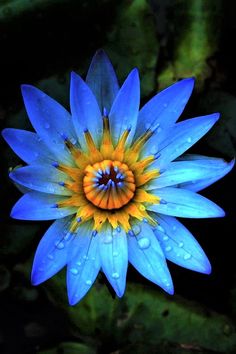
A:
[152,214,211,274]
[70,72,103,150]
[99,225,128,297]
[21,85,76,165]
[147,158,234,190]
[109,69,140,146]
[148,187,225,218]
[86,49,119,113]
[128,222,174,294]
[66,223,100,305]
[31,216,74,285]
[134,78,194,139]
[144,113,219,169]
[2,128,54,164]
[176,155,235,192]
[9,165,73,196]
[11,192,77,220]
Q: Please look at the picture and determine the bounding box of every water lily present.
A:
[2,50,234,305]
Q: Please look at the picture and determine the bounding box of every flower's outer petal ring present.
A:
[147,159,234,190]
[176,155,235,192]
[9,165,73,196]
[144,113,219,168]
[67,225,100,305]
[152,214,211,274]
[86,49,119,114]
[128,222,174,294]
[31,216,74,285]
[148,187,225,218]
[99,226,128,297]
[134,78,194,139]
[11,192,77,220]
[21,85,76,165]
[109,68,140,146]
[70,72,103,150]
[2,128,54,164]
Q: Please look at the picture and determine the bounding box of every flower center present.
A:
[83,160,136,210]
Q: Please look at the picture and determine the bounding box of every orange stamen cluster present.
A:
[54,115,160,233]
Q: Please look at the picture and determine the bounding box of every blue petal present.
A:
[99,225,128,297]
[144,113,219,168]
[152,214,211,274]
[134,78,194,139]
[176,155,235,192]
[21,85,76,165]
[31,216,74,285]
[86,49,119,113]
[2,128,54,164]
[9,165,73,196]
[128,222,174,294]
[147,158,234,190]
[148,187,225,218]
[109,69,140,146]
[70,72,102,150]
[11,192,77,220]
[66,223,100,305]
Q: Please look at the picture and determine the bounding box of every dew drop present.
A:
[172,226,177,231]
[103,235,113,244]
[113,251,119,257]
[184,253,191,260]
[187,137,192,143]
[55,241,65,249]
[45,122,50,129]
[157,225,165,233]
[47,254,54,260]
[133,224,141,235]
[76,261,81,266]
[163,235,169,241]
[163,103,168,108]
[116,226,121,233]
[112,272,120,279]
[85,279,92,285]
[178,242,184,248]
[165,246,172,252]
[112,229,118,237]
[83,255,88,260]
[70,268,78,275]
[138,237,151,250]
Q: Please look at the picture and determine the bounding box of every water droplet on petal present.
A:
[112,272,120,279]
[133,224,141,235]
[47,254,54,260]
[83,255,88,260]
[70,268,78,275]
[163,103,168,108]
[112,229,117,236]
[157,225,165,233]
[85,279,92,285]
[178,242,184,248]
[45,123,50,129]
[55,241,65,249]
[172,226,177,231]
[113,251,119,257]
[187,137,192,143]
[184,253,191,260]
[76,261,81,266]
[165,246,172,252]
[103,235,113,244]
[138,237,151,250]
[163,235,169,241]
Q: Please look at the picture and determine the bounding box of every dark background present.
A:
[0,1,236,353]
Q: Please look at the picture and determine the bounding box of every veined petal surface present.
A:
[2,128,54,164]
[99,226,128,297]
[153,214,211,274]
[70,72,103,150]
[21,85,76,165]
[128,222,174,294]
[148,187,225,218]
[109,69,140,145]
[11,192,77,220]
[9,165,73,196]
[134,78,194,139]
[31,216,74,285]
[67,223,101,305]
[86,49,119,113]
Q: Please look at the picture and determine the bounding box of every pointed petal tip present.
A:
[1,128,9,140]
[165,285,174,295]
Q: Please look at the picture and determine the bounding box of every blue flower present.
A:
[2,50,234,305]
